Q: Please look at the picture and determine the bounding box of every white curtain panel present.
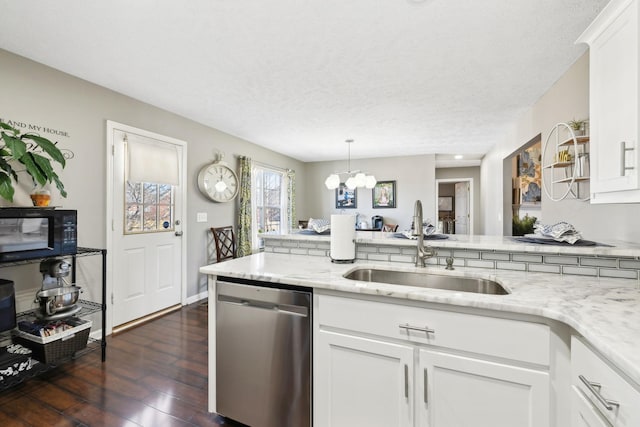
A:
[126,133,179,185]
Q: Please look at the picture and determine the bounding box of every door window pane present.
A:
[125,181,174,234]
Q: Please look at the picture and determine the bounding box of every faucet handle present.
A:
[445,256,454,270]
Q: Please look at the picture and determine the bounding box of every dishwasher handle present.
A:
[218,293,309,317]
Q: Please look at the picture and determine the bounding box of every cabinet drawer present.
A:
[571,336,640,427]
[317,294,550,366]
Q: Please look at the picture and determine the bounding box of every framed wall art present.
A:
[335,183,357,208]
[372,180,396,208]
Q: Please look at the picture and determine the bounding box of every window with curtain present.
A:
[252,165,288,250]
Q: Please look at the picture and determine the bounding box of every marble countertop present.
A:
[263,231,640,257]
[201,252,640,387]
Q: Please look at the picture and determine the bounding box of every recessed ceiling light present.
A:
[454,154,464,160]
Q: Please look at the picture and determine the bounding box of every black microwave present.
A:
[0,208,77,262]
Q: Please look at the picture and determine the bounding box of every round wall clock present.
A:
[197,161,239,203]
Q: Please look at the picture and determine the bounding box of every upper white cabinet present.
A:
[577,0,640,203]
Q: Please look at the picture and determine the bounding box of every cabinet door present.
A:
[572,387,613,427]
[587,0,640,201]
[418,349,549,427]
[315,330,414,427]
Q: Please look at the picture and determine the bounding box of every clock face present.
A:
[197,162,239,202]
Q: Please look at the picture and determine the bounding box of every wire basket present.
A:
[12,319,91,365]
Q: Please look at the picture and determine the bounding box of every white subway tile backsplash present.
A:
[562,266,598,276]
[466,260,495,269]
[261,238,640,281]
[435,249,452,257]
[389,255,415,263]
[453,250,480,259]
[482,252,510,261]
[599,269,638,279]
[308,249,328,257]
[496,262,526,271]
[544,256,579,265]
[528,264,561,274]
[368,254,391,262]
[512,254,543,263]
[580,257,618,268]
[379,246,402,254]
[620,259,640,269]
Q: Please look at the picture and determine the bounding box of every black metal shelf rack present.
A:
[0,247,106,391]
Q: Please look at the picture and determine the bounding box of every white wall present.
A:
[0,49,307,301]
[304,155,436,231]
[482,52,640,242]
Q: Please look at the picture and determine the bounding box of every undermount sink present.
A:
[343,268,509,295]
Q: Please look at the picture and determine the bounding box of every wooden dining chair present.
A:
[211,226,237,262]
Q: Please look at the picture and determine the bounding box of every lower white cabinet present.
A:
[572,386,613,427]
[571,336,640,427]
[419,349,549,427]
[314,293,552,426]
[315,330,414,427]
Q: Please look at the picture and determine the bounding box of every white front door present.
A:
[454,182,470,235]
[108,122,186,328]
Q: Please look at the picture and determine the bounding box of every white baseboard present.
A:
[185,290,208,306]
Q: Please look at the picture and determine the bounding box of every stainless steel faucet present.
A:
[412,200,437,267]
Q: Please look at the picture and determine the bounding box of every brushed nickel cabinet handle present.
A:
[620,141,635,176]
[579,375,620,411]
[399,323,435,335]
[424,368,429,406]
[404,364,409,399]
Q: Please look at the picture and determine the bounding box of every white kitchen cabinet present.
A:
[315,330,414,427]
[577,0,640,203]
[573,386,614,427]
[571,336,640,427]
[419,349,550,427]
[315,292,552,426]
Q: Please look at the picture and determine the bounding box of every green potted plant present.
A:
[567,118,588,136]
[0,120,67,203]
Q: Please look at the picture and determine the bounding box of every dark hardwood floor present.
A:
[0,302,233,427]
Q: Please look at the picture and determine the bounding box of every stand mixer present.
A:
[35,259,82,320]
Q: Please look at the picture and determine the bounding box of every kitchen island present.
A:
[201,234,640,426]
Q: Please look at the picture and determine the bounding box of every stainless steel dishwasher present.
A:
[216,278,311,427]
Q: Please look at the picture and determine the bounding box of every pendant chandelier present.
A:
[324,139,377,190]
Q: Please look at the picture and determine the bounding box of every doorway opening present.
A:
[435,178,473,235]
[503,134,542,236]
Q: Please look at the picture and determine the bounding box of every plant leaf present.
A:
[30,153,67,197]
[0,157,18,181]
[52,174,67,198]
[0,122,15,132]
[0,173,14,201]
[32,152,56,179]
[23,133,66,167]
[2,133,27,159]
[20,152,47,186]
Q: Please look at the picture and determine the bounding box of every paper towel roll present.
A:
[330,214,356,263]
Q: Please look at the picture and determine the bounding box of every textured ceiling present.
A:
[0,0,608,162]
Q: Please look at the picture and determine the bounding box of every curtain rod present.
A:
[235,154,294,174]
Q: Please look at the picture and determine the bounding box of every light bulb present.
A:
[345,176,357,189]
[354,173,366,187]
[324,174,340,189]
[365,175,377,189]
